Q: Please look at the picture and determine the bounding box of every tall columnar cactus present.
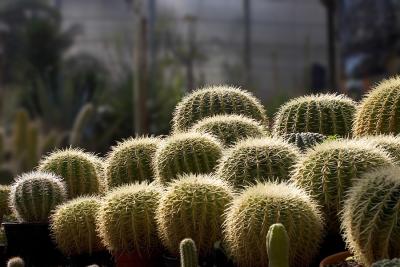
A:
[273,94,356,137]
[50,197,104,256]
[96,182,162,256]
[10,172,67,222]
[7,257,24,267]
[291,139,393,232]
[372,259,400,267]
[13,110,29,156]
[223,182,324,267]
[105,137,160,189]
[69,103,95,147]
[38,148,102,198]
[180,238,199,267]
[0,185,11,222]
[217,137,300,189]
[190,114,268,147]
[357,135,400,164]
[353,76,400,136]
[342,167,400,266]
[156,174,233,256]
[172,85,268,132]
[283,132,326,152]
[154,132,223,185]
[266,223,289,267]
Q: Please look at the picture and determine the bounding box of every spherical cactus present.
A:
[38,148,102,198]
[223,182,324,267]
[10,172,67,222]
[273,94,356,137]
[342,167,400,266]
[217,137,300,189]
[266,223,289,267]
[7,257,24,267]
[372,259,400,267]
[0,185,11,222]
[353,76,400,136]
[50,197,103,256]
[190,114,268,147]
[291,139,394,232]
[154,132,223,185]
[180,238,199,267]
[105,137,160,189]
[96,182,162,256]
[283,132,326,152]
[156,174,233,256]
[357,135,400,164]
[172,85,268,132]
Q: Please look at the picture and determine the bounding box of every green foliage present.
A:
[266,223,289,267]
[172,85,268,132]
[283,132,326,152]
[156,174,233,256]
[223,182,324,267]
[217,137,300,189]
[38,148,102,198]
[372,259,400,267]
[190,114,268,147]
[105,137,160,189]
[357,135,400,165]
[342,167,400,266]
[180,238,199,267]
[96,182,162,255]
[7,257,24,267]
[0,185,11,222]
[50,197,103,256]
[10,171,67,222]
[154,132,223,185]
[273,94,356,137]
[291,139,394,232]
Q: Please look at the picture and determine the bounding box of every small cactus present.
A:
[156,174,233,256]
[154,132,223,185]
[7,257,24,267]
[223,182,324,267]
[283,132,326,152]
[0,185,10,223]
[105,137,160,189]
[96,182,162,256]
[342,167,400,266]
[50,197,104,256]
[217,137,300,189]
[180,238,199,267]
[172,85,268,132]
[10,172,67,222]
[357,135,400,165]
[273,94,356,137]
[372,259,400,267]
[190,114,268,147]
[38,148,102,198]
[266,223,289,267]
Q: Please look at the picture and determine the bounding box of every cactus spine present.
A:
[154,132,223,185]
[217,137,300,189]
[0,185,10,223]
[283,132,326,152]
[180,238,199,267]
[357,135,400,165]
[10,172,67,222]
[266,223,289,267]
[273,94,356,137]
[172,85,268,132]
[7,257,24,267]
[372,259,400,267]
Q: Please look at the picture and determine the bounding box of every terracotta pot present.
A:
[319,251,352,267]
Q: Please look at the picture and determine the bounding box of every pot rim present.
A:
[319,251,352,267]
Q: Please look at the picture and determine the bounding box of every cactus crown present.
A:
[353,76,400,136]
[172,85,268,132]
[342,167,400,266]
[10,171,67,222]
[372,258,400,267]
[266,223,289,267]
[105,136,160,189]
[38,148,102,198]
[357,135,400,165]
[283,132,326,152]
[217,137,300,189]
[223,182,324,267]
[156,174,233,256]
[154,132,223,185]
[7,257,24,267]
[273,94,356,137]
[190,114,268,147]
[50,196,103,256]
[180,238,199,267]
[96,182,162,255]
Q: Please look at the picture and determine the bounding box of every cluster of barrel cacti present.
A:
[5,78,400,267]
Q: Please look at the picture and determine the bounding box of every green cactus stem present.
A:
[180,238,199,267]
[266,223,289,267]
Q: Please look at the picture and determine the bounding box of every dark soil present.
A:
[325,259,363,267]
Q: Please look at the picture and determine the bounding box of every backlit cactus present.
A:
[156,174,233,256]
[353,76,400,136]
[7,257,24,267]
[342,167,400,266]
[38,148,102,198]
[172,85,268,132]
[283,132,326,152]
[154,132,223,185]
[217,137,300,189]
[273,94,356,137]
[372,259,400,267]
[0,185,10,222]
[291,139,393,231]
[180,238,199,267]
[266,223,289,267]
[223,182,324,267]
[50,197,104,256]
[10,172,67,222]
[105,137,160,188]
[190,114,268,147]
[96,182,162,256]
[357,135,400,164]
